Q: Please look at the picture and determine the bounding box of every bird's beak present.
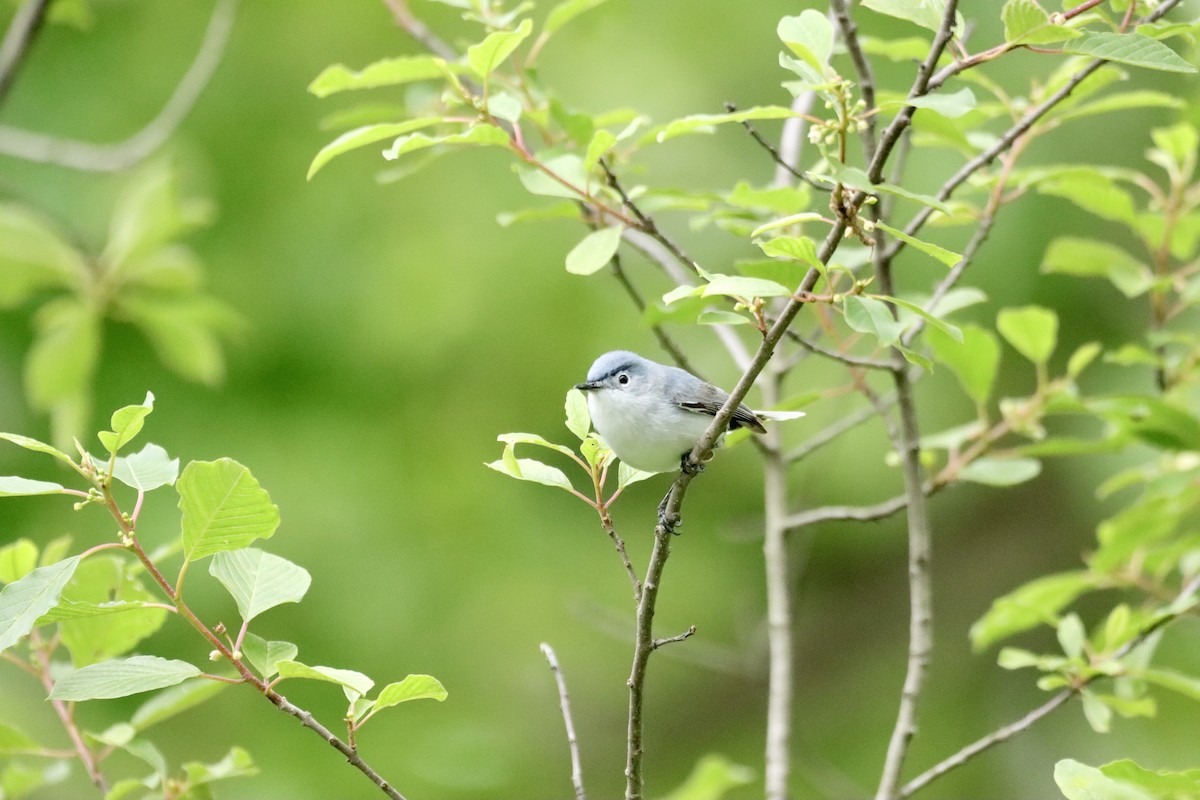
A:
[574,381,600,391]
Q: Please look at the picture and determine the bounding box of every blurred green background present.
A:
[2,1,1199,798]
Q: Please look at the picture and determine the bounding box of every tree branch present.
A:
[380,0,458,62]
[0,0,237,171]
[541,643,587,800]
[0,0,50,104]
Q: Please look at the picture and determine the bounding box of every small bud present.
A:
[214,622,227,635]
[209,649,221,661]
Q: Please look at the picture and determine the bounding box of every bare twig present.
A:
[785,492,910,531]
[0,0,237,171]
[786,327,898,370]
[541,643,587,800]
[725,101,826,191]
[652,626,697,650]
[0,0,50,103]
[30,631,108,793]
[381,0,458,62]
[600,505,642,602]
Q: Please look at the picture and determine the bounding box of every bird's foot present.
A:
[679,453,706,475]
[657,491,682,536]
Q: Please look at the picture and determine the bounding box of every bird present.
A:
[574,351,803,474]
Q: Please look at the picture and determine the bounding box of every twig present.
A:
[600,505,642,602]
[30,630,108,793]
[787,391,897,463]
[0,0,49,103]
[380,0,458,62]
[900,571,1200,797]
[786,327,897,370]
[652,626,696,650]
[0,0,237,171]
[775,87,819,188]
[625,523,677,800]
[724,101,826,191]
[785,492,910,531]
[541,643,587,800]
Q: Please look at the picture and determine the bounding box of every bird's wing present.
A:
[675,383,767,434]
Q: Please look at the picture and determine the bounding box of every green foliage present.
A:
[178,458,281,562]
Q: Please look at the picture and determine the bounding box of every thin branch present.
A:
[787,391,897,463]
[0,0,50,103]
[775,90,819,188]
[724,101,827,191]
[541,643,587,800]
[30,631,108,793]
[652,625,696,650]
[785,492,910,531]
[900,571,1200,797]
[786,327,898,370]
[0,0,237,171]
[600,505,642,602]
[380,0,458,62]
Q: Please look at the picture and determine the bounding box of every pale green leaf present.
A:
[130,679,228,732]
[1057,612,1086,659]
[702,273,792,300]
[1080,689,1113,733]
[871,294,962,342]
[276,660,374,698]
[1099,759,1200,797]
[56,556,167,666]
[565,389,591,441]
[241,634,298,680]
[544,0,610,34]
[182,745,257,786]
[643,106,797,145]
[959,457,1042,486]
[860,0,963,33]
[486,456,573,491]
[50,656,200,701]
[872,221,961,267]
[24,297,99,412]
[1055,759,1156,800]
[0,722,42,755]
[662,753,755,800]
[359,674,448,724]
[928,324,1000,406]
[843,295,902,346]
[1140,667,1200,703]
[777,10,834,78]
[883,87,976,118]
[308,56,461,97]
[0,204,84,307]
[1037,171,1139,226]
[0,557,80,653]
[1061,31,1197,74]
[997,305,1058,365]
[382,126,511,161]
[308,119,444,179]
[969,570,1095,651]
[565,225,623,275]
[112,443,179,492]
[0,476,64,497]
[1042,237,1150,298]
[0,432,75,467]
[618,461,658,488]
[1002,0,1079,45]
[496,432,576,458]
[0,540,38,584]
[178,459,281,561]
[97,392,155,456]
[517,153,588,198]
[209,548,311,624]
[102,166,212,269]
[467,18,534,77]
[815,164,953,214]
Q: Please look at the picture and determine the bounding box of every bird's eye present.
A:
[618,373,630,385]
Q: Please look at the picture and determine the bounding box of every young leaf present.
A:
[517,153,588,199]
[0,204,84,308]
[467,18,534,78]
[275,660,374,698]
[883,87,976,118]
[24,297,100,412]
[662,753,755,800]
[872,221,961,267]
[209,548,312,624]
[240,634,298,680]
[643,106,797,145]
[130,679,228,732]
[1002,0,1079,45]
[56,557,167,666]
[618,461,658,488]
[1097,759,1200,797]
[178,459,281,562]
[0,557,80,653]
[1037,171,1138,226]
[860,0,963,33]
[701,274,792,300]
[777,10,834,77]
[308,56,461,97]
[98,392,156,456]
[969,570,1096,651]
[359,674,448,725]
[1042,238,1150,298]
[1054,759,1156,800]
[0,540,38,584]
[565,225,623,275]
[843,295,902,346]
[959,457,1042,487]
[382,126,511,162]
[872,294,962,342]
[1079,690,1113,733]
[997,306,1058,366]
[0,722,42,755]
[496,432,576,458]
[544,0,610,34]
[50,656,201,701]
[485,456,574,492]
[927,324,998,406]
[1061,32,1197,74]
[181,746,257,787]
[0,432,76,468]
[308,118,444,179]
[112,443,180,492]
[1056,612,1086,659]
[565,389,591,441]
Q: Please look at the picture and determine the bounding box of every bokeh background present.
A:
[2,1,1199,798]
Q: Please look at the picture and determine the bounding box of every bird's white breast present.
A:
[587,390,717,473]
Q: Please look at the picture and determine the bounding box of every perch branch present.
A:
[541,643,587,800]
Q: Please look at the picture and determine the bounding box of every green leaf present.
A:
[130,679,228,732]
[1099,760,1200,797]
[1140,667,1200,703]
[0,722,41,755]
[0,432,75,467]
[969,570,1095,651]
[382,125,511,162]
[102,167,212,270]
[98,392,155,456]
[843,295,902,346]
[565,388,590,441]
[872,221,961,267]
[276,659,374,698]
[24,297,99,412]
[178,459,281,562]
[882,87,977,118]
[485,456,574,492]
[959,457,1042,487]
[1055,759,1157,800]
[359,674,448,724]
[872,294,962,342]
[777,11,834,78]
[927,324,1000,406]
[111,443,179,492]
[1090,396,1200,452]
[1042,237,1150,298]
[1061,32,1197,74]
[496,432,576,458]
[565,225,623,275]
[517,153,588,198]
[56,557,168,666]
[701,273,792,300]
[308,56,461,97]
[50,656,201,701]
[0,204,84,308]
[240,634,298,680]
[662,753,755,800]
[1037,170,1139,226]
[815,164,953,214]
[467,18,534,78]
[0,557,80,653]
[1002,0,1079,45]
[997,306,1058,366]
[0,476,65,497]
[1080,689,1113,733]
[860,0,963,33]
[0,540,38,584]
[116,294,240,386]
[308,119,444,179]
[209,548,312,623]
[618,461,658,489]
[182,746,257,787]
[1056,612,1086,659]
[544,0,610,34]
[642,106,797,145]
[1055,90,1184,124]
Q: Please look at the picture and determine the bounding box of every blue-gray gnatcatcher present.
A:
[574,351,804,474]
